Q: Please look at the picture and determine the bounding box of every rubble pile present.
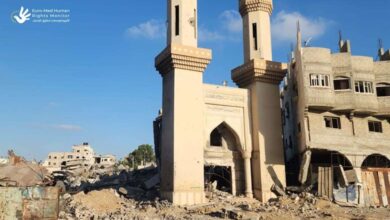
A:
[1,152,390,219]
[0,150,51,187]
[58,182,390,220]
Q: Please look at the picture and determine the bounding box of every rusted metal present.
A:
[0,186,59,220]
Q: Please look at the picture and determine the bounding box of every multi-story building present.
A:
[281,28,390,205]
[43,143,116,173]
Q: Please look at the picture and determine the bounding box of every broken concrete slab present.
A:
[345,169,358,183]
[299,151,312,184]
[335,165,348,187]
[271,184,286,196]
[143,173,159,190]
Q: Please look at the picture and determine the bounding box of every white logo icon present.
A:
[13,7,31,24]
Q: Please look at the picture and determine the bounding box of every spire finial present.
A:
[339,30,343,42]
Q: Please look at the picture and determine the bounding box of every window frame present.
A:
[354,81,374,94]
[334,77,351,90]
[310,74,330,88]
[368,121,383,133]
[324,116,341,129]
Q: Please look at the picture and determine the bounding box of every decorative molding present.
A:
[231,59,287,87]
[239,0,273,16]
[206,105,242,114]
[205,93,245,103]
[155,44,212,75]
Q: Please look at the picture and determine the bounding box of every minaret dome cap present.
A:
[239,0,273,16]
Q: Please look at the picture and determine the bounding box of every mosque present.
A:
[153,0,390,206]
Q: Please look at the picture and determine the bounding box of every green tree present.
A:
[126,144,155,169]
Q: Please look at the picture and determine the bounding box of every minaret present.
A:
[232,0,287,202]
[155,0,212,205]
[240,0,273,62]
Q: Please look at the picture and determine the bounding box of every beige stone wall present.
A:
[307,112,390,166]
[248,82,286,202]
[159,68,206,205]
[203,84,252,196]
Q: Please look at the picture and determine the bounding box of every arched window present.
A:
[334,76,351,90]
[376,83,390,97]
[210,128,223,147]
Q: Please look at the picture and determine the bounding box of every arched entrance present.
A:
[361,154,390,168]
[204,122,245,196]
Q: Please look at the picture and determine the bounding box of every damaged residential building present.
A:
[281,28,390,206]
[43,143,116,173]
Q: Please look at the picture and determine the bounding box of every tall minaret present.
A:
[155,0,212,205]
[232,0,287,202]
[240,0,273,62]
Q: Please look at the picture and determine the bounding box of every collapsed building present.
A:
[42,142,116,173]
[281,30,390,206]
[153,0,390,206]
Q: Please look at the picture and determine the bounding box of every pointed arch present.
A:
[209,121,242,151]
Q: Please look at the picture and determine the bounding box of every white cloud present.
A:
[198,27,225,42]
[219,10,242,33]
[272,11,330,43]
[51,124,82,131]
[126,20,166,39]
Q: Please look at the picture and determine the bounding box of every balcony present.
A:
[377,97,390,116]
[334,90,354,111]
[306,87,335,110]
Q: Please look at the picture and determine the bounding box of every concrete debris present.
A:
[298,150,311,184]
[2,152,390,219]
[0,151,51,187]
[143,173,159,190]
[271,183,286,196]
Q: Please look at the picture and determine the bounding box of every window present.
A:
[48,162,51,165]
[175,5,180,36]
[377,83,390,97]
[49,156,51,159]
[252,23,258,50]
[76,156,80,159]
[355,81,374,94]
[368,121,383,133]
[210,128,222,147]
[285,103,290,119]
[77,150,80,153]
[68,155,73,159]
[310,74,330,87]
[54,156,57,159]
[324,117,341,129]
[334,77,351,90]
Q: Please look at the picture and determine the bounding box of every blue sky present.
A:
[0,0,389,160]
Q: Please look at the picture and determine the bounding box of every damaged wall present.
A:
[0,187,59,219]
